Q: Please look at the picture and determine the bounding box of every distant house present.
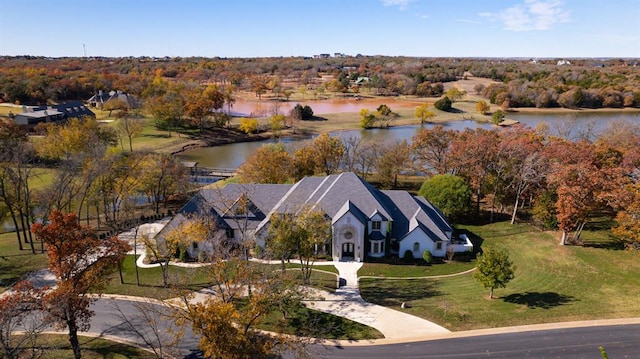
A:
[13,101,95,128]
[557,60,571,66]
[314,53,331,59]
[156,172,473,262]
[87,90,139,109]
[355,77,371,85]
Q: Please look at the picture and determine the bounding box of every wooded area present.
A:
[1,56,639,110]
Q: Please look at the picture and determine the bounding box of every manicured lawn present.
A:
[360,221,640,331]
[0,232,48,292]
[103,255,216,300]
[285,261,340,274]
[358,260,475,278]
[11,334,155,359]
[103,255,339,299]
[259,303,384,340]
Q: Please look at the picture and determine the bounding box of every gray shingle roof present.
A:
[380,190,451,242]
[180,183,292,230]
[332,200,368,225]
[169,173,450,242]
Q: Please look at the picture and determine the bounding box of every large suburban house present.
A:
[86,90,139,109]
[157,172,473,262]
[12,101,95,128]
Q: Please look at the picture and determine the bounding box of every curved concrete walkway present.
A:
[304,262,450,339]
[117,217,452,339]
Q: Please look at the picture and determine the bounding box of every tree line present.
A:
[238,121,640,247]
[2,56,639,110]
[0,119,188,253]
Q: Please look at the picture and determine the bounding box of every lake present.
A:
[176,111,640,169]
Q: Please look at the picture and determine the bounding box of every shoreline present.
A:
[508,106,640,115]
[174,106,640,157]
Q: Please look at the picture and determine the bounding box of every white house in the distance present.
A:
[157,172,473,262]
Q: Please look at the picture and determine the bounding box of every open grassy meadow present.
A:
[360,221,640,331]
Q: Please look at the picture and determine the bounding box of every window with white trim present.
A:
[372,221,381,230]
[436,242,443,250]
[413,242,420,252]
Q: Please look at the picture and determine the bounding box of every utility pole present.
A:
[83,44,87,57]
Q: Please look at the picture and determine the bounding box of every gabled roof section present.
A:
[369,209,388,221]
[381,190,451,242]
[303,172,393,220]
[222,194,260,219]
[405,208,442,242]
[179,183,292,231]
[332,200,367,225]
[414,196,453,235]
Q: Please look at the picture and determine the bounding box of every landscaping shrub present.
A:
[254,244,263,258]
[403,250,414,262]
[422,250,433,264]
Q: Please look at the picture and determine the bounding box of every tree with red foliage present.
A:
[0,281,48,359]
[546,139,628,245]
[31,211,130,359]
[450,128,499,216]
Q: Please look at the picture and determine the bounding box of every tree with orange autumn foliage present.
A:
[237,143,294,184]
[184,85,225,132]
[172,260,305,359]
[546,139,628,245]
[613,183,640,248]
[410,125,455,175]
[31,211,130,359]
[450,128,500,216]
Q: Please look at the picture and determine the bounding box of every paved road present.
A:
[88,297,200,358]
[306,324,640,358]
[89,298,640,358]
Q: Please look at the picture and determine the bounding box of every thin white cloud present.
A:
[456,19,481,24]
[481,0,570,31]
[381,0,412,10]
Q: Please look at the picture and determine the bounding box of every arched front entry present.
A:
[341,242,354,259]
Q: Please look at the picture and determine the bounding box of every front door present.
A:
[342,242,354,259]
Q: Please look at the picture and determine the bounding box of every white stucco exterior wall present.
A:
[332,212,365,262]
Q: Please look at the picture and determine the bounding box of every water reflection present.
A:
[177,112,640,168]
[229,98,425,117]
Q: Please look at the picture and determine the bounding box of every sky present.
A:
[1,0,639,58]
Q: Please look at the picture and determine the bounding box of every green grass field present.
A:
[358,260,476,278]
[0,232,47,292]
[103,255,339,299]
[360,221,640,331]
[259,303,384,340]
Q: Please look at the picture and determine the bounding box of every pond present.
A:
[176,111,640,169]
[229,98,425,117]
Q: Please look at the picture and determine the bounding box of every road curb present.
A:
[317,317,640,346]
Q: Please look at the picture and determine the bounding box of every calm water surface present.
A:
[177,111,640,168]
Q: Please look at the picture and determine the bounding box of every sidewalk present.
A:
[304,261,450,339]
